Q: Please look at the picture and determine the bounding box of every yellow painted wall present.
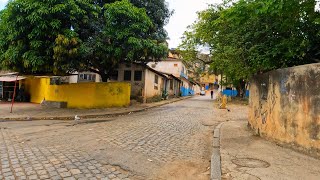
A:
[249,63,320,153]
[200,73,216,83]
[25,78,131,108]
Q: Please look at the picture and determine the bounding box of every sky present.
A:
[165,0,222,48]
[0,0,222,48]
[0,0,6,10]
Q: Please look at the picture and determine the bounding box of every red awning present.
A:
[0,76,26,82]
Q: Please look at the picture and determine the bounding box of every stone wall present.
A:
[248,63,320,154]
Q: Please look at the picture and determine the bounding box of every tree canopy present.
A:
[0,0,171,81]
[180,0,320,86]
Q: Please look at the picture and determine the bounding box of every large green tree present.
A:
[0,0,95,74]
[180,0,320,87]
[0,0,170,81]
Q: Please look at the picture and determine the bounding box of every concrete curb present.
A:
[211,122,224,180]
[0,96,193,121]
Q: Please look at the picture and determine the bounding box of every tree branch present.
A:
[196,57,214,64]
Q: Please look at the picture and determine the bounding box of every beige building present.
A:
[148,58,188,79]
[147,56,200,96]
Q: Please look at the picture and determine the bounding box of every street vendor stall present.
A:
[0,73,26,101]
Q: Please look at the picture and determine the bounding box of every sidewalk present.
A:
[0,96,191,120]
[220,120,320,180]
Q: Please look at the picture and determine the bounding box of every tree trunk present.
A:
[100,74,109,82]
[237,79,246,98]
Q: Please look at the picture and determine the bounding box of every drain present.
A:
[231,158,270,168]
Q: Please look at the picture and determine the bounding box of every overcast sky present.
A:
[0,0,222,48]
[0,0,6,10]
[165,0,222,48]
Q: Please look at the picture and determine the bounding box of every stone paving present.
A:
[0,96,248,179]
[0,128,131,180]
[95,107,208,163]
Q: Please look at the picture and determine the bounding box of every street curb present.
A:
[0,96,193,121]
[211,122,224,180]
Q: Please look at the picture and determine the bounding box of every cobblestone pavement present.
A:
[0,128,131,180]
[0,96,249,179]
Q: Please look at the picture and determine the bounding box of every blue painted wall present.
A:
[181,87,194,96]
[222,90,250,97]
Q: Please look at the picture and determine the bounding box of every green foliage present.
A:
[0,0,95,74]
[180,0,320,85]
[0,0,170,80]
[78,0,168,81]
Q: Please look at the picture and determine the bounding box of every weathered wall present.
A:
[147,60,187,78]
[249,63,320,152]
[143,69,165,102]
[25,78,131,108]
[117,63,145,98]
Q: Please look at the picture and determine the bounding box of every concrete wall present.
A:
[143,69,165,102]
[248,63,320,152]
[148,60,187,78]
[116,63,145,98]
[193,84,201,95]
[167,79,180,98]
[25,78,131,108]
[180,78,194,96]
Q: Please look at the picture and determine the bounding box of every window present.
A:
[78,74,96,82]
[170,80,173,90]
[154,75,159,90]
[110,70,118,81]
[154,75,158,84]
[134,71,142,81]
[124,70,132,81]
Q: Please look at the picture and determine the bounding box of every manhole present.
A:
[231,158,270,168]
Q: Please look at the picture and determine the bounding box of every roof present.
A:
[157,72,181,82]
[0,76,26,82]
[132,62,168,79]
[146,66,168,78]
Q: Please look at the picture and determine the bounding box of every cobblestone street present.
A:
[0,96,248,179]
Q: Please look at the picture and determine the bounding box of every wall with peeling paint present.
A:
[248,63,320,152]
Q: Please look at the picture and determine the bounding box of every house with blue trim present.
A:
[147,50,200,96]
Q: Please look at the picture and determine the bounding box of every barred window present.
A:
[124,70,132,81]
[134,71,142,81]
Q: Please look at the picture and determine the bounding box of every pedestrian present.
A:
[211,90,214,99]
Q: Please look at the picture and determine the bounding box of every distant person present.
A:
[211,90,214,99]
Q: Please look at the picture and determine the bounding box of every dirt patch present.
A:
[153,161,210,180]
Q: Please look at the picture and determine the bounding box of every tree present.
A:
[77,0,168,81]
[0,0,96,74]
[0,0,170,81]
[180,0,320,92]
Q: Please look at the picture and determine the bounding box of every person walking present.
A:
[211,90,214,99]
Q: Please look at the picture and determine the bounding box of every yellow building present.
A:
[200,73,220,90]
